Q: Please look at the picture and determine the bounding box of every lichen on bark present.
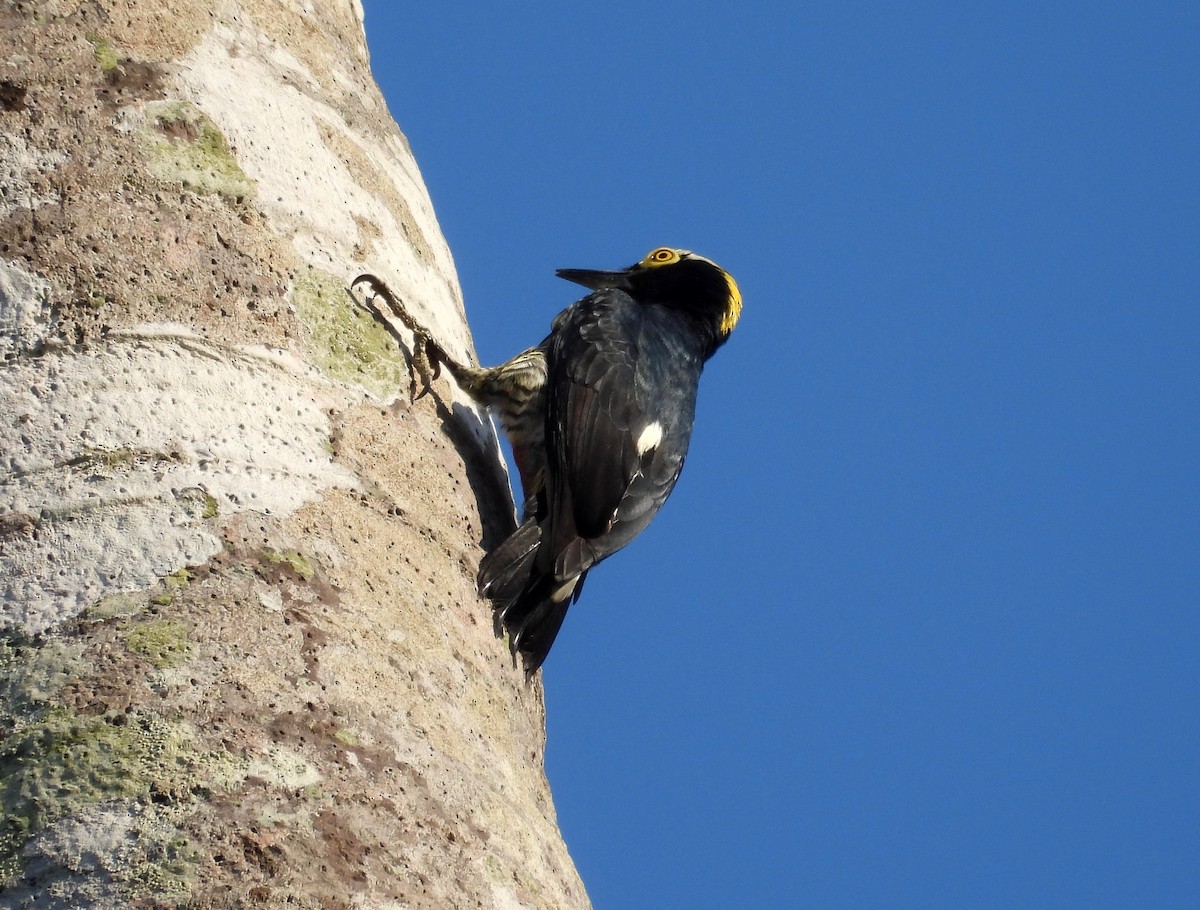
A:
[1,1,589,907]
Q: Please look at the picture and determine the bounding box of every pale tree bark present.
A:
[0,2,590,907]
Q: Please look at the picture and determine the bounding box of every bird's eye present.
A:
[644,247,680,267]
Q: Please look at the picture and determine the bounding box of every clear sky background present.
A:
[359,3,1198,908]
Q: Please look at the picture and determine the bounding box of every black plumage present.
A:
[479,247,741,672]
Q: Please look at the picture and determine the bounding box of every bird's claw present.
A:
[409,329,439,401]
[351,273,444,403]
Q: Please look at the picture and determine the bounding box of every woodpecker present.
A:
[354,247,741,674]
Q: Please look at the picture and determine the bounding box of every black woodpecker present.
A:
[353,247,741,674]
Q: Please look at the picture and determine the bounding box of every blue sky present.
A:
[360,3,1198,907]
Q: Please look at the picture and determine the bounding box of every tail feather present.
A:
[503,572,586,674]
[478,519,585,674]
[478,518,541,605]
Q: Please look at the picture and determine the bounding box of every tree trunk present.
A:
[0,2,590,907]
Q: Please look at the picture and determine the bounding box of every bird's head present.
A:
[557,247,742,343]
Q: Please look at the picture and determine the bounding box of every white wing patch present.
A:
[635,421,664,455]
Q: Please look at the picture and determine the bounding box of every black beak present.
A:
[555,267,634,291]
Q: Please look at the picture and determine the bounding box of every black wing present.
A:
[544,290,705,580]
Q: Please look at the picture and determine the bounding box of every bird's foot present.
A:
[407,327,445,401]
[351,273,443,401]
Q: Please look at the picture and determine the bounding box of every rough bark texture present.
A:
[0,2,591,907]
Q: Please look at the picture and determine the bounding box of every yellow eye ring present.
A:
[644,247,680,267]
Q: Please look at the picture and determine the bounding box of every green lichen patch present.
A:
[0,709,200,885]
[123,812,199,898]
[291,267,409,400]
[262,548,317,581]
[74,445,136,469]
[0,633,84,726]
[202,492,219,519]
[1,712,144,855]
[151,568,192,607]
[64,448,186,481]
[123,620,192,668]
[139,100,256,201]
[332,728,359,747]
[86,32,119,71]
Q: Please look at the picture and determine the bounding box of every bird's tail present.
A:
[478,520,585,674]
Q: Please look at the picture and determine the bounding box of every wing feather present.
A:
[545,290,703,579]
